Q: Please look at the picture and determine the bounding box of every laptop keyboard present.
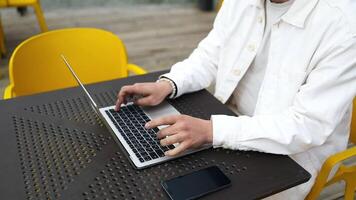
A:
[105,105,175,163]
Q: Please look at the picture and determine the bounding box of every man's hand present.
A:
[145,115,213,156]
[115,82,173,111]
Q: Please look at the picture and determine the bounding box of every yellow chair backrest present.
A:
[5,28,145,98]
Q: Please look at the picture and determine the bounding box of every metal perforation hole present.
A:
[82,149,243,200]
[24,96,104,126]
[93,90,117,108]
[13,116,109,200]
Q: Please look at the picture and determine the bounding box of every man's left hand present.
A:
[145,115,213,156]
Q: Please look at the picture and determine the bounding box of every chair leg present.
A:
[32,2,48,32]
[344,178,356,200]
[0,14,6,56]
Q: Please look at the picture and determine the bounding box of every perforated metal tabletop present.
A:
[0,71,310,200]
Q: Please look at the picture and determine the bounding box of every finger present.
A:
[115,98,124,111]
[157,125,181,139]
[115,86,133,111]
[145,115,180,129]
[165,141,190,156]
[125,83,152,96]
[117,84,146,108]
[160,134,183,146]
[134,96,155,106]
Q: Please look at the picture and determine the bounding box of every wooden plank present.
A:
[0,5,215,98]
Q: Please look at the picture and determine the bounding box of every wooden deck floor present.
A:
[0,4,215,96]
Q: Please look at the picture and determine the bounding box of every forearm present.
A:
[212,109,337,154]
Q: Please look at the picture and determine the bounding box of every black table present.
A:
[0,71,310,200]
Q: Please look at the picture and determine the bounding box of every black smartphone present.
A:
[161,166,231,200]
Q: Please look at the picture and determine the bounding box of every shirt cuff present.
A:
[211,114,248,149]
[159,73,185,98]
[211,115,229,147]
[158,77,177,99]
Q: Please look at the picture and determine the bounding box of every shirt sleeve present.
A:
[160,0,232,97]
[212,36,356,155]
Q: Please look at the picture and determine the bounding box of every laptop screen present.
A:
[61,55,99,110]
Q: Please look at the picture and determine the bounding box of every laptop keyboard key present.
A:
[149,152,158,159]
[143,156,151,161]
[106,105,176,165]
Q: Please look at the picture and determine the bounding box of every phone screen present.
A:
[161,166,231,200]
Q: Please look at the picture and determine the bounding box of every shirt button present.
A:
[247,44,256,52]
[258,16,263,23]
[273,22,280,29]
[216,96,223,102]
[233,69,241,76]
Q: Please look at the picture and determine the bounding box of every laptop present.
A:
[61,55,210,169]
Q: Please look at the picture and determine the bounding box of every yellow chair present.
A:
[0,0,47,57]
[306,99,356,200]
[216,0,224,11]
[4,28,146,99]
[0,13,4,79]
[0,12,6,56]
[0,0,6,6]
[1,0,48,32]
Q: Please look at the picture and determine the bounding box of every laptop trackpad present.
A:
[142,101,180,126]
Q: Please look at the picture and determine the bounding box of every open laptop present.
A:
[61,55,210,169]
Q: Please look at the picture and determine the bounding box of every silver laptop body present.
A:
[61,55,210,169]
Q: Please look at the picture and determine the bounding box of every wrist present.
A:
[157,78,176,98]
[205,120,213,143]
[157,80,173,97]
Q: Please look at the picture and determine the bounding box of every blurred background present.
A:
[0,0,218,97]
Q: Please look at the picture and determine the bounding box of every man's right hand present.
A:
[115,81,173,111]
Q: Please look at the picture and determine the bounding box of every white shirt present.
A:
[232,0,295,116]
[163,0,356,199]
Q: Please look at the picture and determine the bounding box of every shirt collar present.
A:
[251,0,319,28]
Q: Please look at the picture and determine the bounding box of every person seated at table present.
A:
[115,0,356,199]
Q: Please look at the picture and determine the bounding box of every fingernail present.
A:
[145,123,150,129]
[164,152,169,156]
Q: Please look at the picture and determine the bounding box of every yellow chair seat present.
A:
[4,28,147,99]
